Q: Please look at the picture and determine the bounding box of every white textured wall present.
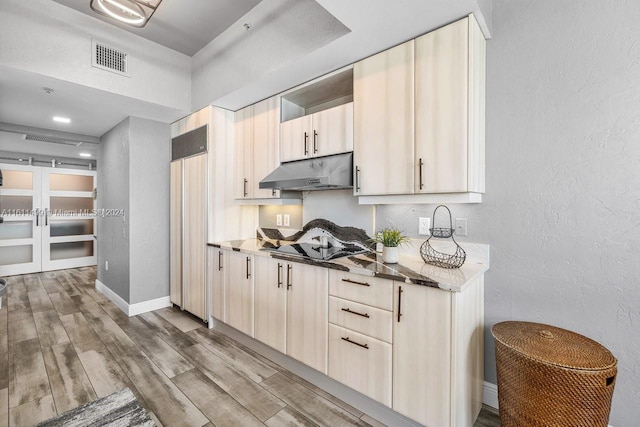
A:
[0,0,191,111]
[377,1,640,424]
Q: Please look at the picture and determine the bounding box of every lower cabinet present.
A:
[225,251,254,337]
[212,253,484,427]
[285,262,328,374]
[328,324,392,406]
[208,248,225,322]
[254,256,287,353]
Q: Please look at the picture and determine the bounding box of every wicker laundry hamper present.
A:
[492,321,617,427]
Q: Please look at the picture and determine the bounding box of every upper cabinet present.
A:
[354,15,486,203]
[353,40,415,196]
[280,67,354,163]
[235,97,281,200]
[414,16,485,194]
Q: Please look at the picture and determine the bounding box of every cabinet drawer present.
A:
[329,297,392,343]
[328,324,392,407]
[329,271,393,311]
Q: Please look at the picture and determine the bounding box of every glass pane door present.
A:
[0,164,42,276]
[41,168,97,271]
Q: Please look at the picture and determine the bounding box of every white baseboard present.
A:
[95,279,171,317]
[483,381,499,409]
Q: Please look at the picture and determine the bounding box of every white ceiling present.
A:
[51,0,263,56]
[0,0,491,159]
[0,65,187,137]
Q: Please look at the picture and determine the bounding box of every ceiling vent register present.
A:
[24,135,84,147]
[92,40,130,77]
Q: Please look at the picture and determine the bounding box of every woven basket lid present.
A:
[492,321,616,371]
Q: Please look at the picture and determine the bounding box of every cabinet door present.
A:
[415,18,469,193]
[280,115,313,162]
[235,106,253,199]
[254,256,287,353]
[225,251,254,336]
[252,97,280,198]
[286,263,328,373]
[183,154,207,320]
[328,324,392,406]
[393,283,452,426]
[353,40,415,196]
[208,247,225,321]
[170,160,182,306]
[311,103,353,157]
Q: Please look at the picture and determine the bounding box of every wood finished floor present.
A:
[0,267,500,427]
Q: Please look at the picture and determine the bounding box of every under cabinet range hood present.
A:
[259,152,353,191]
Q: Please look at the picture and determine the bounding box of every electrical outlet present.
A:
[105,261,109,271]
[455,218,468,236]
[283,214,290,227]
[418,217,431,235]
[276,214,283,226]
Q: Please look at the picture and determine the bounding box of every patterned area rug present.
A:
[36,388,155,427]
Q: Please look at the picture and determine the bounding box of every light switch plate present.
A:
[284,214,290,227]
[276,214,283,226]
[419,217,430,235]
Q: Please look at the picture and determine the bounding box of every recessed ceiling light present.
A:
[90,0,163,28]
[79,153,92,158]
[53,116,71,124]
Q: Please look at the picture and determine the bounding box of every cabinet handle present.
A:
[355,166,361,192]
[341,337,369,349]
[341,278,370,287]
[272,188,276,197]
[313,130,318,154]
[304,132,309,156]
[419,158,424,190]
[287,264,292,290]
[218,251,223,271]
[36,210,39,227]
[341,307,370,318]
[45,209,48,226]
[243,178,248,197]
[277,263,283,288]
[246,257,251,279]
[397,286,403,322]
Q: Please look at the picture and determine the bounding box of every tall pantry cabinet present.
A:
[170,109,208,321]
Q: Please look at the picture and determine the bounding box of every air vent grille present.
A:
[92,40,130,77]
[24,135,83,147]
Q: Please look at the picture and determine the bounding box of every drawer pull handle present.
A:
[341,337,369,349]
[341,278,370,287]
[277,263,283,288]
[341,307,369,318]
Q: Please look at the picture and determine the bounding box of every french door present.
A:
[0,163,97,275]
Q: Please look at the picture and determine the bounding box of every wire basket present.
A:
[420,205,466,269]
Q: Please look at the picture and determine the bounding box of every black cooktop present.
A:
[262,242,370,261]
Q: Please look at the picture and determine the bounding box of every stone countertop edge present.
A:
[207,239,489,292]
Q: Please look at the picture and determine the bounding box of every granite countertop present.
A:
[207,237,489,293]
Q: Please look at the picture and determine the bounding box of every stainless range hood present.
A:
[259,152,353,191]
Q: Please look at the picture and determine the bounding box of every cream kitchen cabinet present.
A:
[235,97,280,200]
[353,40,415,196]
[414,15,485,194]
[280,103,354,163]
[253,256,287,353]
[225,251,254,336]
[393,278,484,427]
[208,247,226,322]
[354,14,485,201]
[170,153,207,321]
[285,262,329,374]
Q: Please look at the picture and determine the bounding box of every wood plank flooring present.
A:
[0,267,500,426]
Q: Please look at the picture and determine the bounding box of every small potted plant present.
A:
[371,228,410,264]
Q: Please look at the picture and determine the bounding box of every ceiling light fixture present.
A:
[53,116,71,124]
[79,153,93,158]
[89,0,163,28]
